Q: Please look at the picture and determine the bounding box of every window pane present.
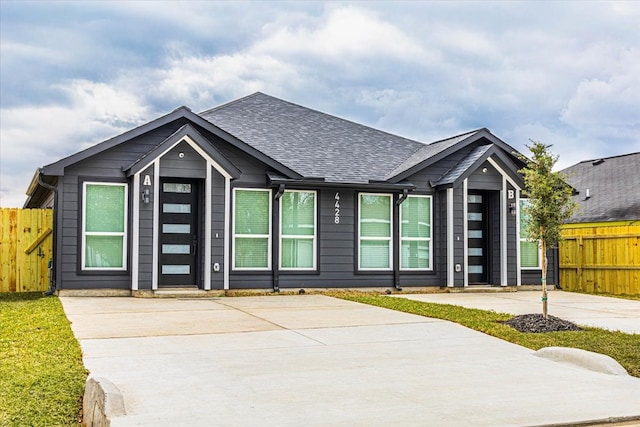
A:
[360,194,391,237]
[86,184,125,232]
[360,240,390,269]
[85,235,124,268]
[235,190,269,235]
[281,191,315,236]
[163,183,191,193]
[161,265,190,275]
[281,238,314,268]
[469,248,483,256]
[521,241,540,268]
[401,241,430,269]
[235,237,268,268]
[163,224,190,234]
[468,212,482,221]
[468,195,482,204]
[163,203,191,213]
[469,265,483,274]
[162,244,190,254]
[469,230,483,238]
[401,197,431,238]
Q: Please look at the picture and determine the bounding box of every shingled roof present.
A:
[561,152,640,223]
[200,92,494,184]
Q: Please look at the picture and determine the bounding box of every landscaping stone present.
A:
[503,313,582,333]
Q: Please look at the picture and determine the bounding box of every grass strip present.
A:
[0,292,87,427]
[330,292,640,378]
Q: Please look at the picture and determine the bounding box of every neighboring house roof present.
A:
[561,152,640,223]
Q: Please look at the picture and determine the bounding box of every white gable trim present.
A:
[447,188,454,287]
[488,157,521,191]
[131,173,140,290]
[463,179,469,287]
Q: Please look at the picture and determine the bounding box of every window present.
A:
[519,199,542,269]
[359,193,392,270]
[280,190,316,269]
[82,182,128,270]
[400,195,432,270]
[233,189,271,269]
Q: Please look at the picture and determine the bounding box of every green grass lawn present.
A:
[0,292,87,427]
[330,292,640,378]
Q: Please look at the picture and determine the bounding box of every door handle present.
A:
[191,238,197,256]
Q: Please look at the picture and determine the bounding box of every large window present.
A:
[280,190,316,269]
[358,193,392,270]
[400,195,432,270]
[233,189,271,269]
[519,199,542,269]
[82,182,128,270]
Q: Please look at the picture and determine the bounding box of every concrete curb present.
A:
[83,376,126,427]
[535,347,629,376]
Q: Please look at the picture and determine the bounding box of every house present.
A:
[558,152,640,294]
[25,92,553,294]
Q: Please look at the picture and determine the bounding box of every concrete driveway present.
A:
[395,290,640,334]
[61,294,640,427]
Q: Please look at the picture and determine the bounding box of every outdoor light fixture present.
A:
[141,188,150,204]
[482,167,488,173]
[178,152,185,158]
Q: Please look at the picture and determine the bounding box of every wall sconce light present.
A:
[509,202,517,216]
[141,188,150,204]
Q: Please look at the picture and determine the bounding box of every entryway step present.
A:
[150,288,222,298]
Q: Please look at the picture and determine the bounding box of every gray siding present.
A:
[210,167,226,289]
[160,141,206,178]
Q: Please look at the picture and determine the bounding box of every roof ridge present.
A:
[199,92,264,115]
[575,151,640,165]
[207,91,428,148]
[426,128,486,146]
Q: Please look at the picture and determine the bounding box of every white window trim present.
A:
[519,198,543,270]
[279,189,317,271]
[358,192,393,271]
[232,188,272,270]
[400,195,433,271]
[81,181,128,271]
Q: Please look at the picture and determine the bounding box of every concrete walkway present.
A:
[395,290,640,334]
[61,295,640,427]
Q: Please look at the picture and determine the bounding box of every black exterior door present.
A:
[159,179,199,287]
[467,191,488,284]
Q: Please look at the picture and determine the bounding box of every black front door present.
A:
[467,191,488,284]
[159,179,199,287]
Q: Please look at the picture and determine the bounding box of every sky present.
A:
[1,1,639,207]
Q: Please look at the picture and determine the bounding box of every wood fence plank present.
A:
[559,224,640,295]
[0,208,53,292]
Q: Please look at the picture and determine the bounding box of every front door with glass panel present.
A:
[467,191,488,284]
[159,179,198,287]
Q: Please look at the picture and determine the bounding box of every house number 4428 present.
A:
[334,192,340,224]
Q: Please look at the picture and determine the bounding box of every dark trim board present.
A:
[25,92,558,291]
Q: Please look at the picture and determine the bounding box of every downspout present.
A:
[272,184,285,293]
[393,189,409,291]
[37,169,59,296]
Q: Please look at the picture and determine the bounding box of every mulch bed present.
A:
[502,314,582,333]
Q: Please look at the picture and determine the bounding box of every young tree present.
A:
[519,141,576,319]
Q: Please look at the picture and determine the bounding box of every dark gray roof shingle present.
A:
[434,144,494,187]
[200,92,431,183]
[561,152,640,223]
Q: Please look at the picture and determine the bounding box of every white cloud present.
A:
[0,80,150,207]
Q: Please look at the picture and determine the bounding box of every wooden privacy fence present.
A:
[559,222,640,295]
[0,208,53,292]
